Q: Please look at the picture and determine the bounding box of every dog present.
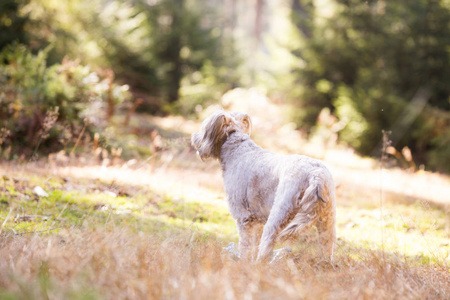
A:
[191,110,336,262]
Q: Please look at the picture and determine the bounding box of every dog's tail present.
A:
[277,176,332,240]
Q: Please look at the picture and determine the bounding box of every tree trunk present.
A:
[167,0,184,103]
[254,0,264,51]
[291,0,313,39]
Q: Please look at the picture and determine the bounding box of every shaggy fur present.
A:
[191,110,336,262]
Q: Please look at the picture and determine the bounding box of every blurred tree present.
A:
[141,0,241,110]
[0,0,30,51]
[2,0,241,113]
[289,0,450,171]
[0,44,131,158]
[154,0,184,103]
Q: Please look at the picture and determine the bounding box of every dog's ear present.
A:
[191,111,228,160]
[191,130,203,153]
[242,114,252,135]
[229,112,252,136]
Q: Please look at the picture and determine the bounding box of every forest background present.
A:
[1,0,449,172]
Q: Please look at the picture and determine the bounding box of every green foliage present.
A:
[2,0,449,172]
[139,0,241,111]
[0,44,131,159]
[14,0,241,112]
[78,0,159,99]
[289,0,450,171]
[333,86,369,150]
[417,108,450,171]
[176,59,238,115]
[0,0,30,50]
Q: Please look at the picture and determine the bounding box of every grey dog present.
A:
[191,110,336,262]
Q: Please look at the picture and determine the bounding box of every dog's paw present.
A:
[221,242,240,261]
[270,247,292,264]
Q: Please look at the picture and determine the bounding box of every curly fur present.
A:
[192,110,336,262]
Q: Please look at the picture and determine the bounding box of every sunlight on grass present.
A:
[0,173,236,243]
[1,135,450,299]
[337,204,450,264]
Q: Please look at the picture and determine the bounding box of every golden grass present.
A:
[1,107,450,299]
[0,226,449,300]
[1,153,449,299]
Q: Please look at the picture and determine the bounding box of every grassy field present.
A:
[1,107,449,299]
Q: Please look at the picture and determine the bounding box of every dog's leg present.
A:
[236,221,254,261]
[237,222,251,261]
[250,223,264,261]
[316,200,336,261]
[256,182,299,262]
[237,217,264,261]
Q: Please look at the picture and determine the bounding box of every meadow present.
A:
[1,103,449,299]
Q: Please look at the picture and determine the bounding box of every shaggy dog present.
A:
[191,111,336,262]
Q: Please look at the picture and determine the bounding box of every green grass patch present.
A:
[0,174,236,242]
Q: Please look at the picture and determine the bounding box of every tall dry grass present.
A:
[1,227,449,299]
[1,99,449,299]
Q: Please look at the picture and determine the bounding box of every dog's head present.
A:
[191,110,252,160]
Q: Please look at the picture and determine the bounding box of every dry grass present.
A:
[1,101,450,299]
[1,160,449,299]
[0,226,449,300]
